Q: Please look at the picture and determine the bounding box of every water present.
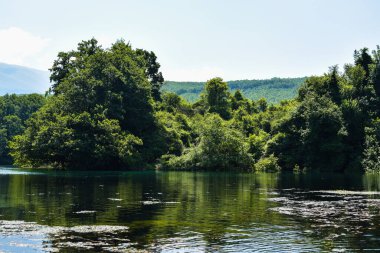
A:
[0,168,380,252]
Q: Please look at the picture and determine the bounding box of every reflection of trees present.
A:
[0,171,287,248]
[363,173,380,191]
[0,172,163,227]
[137,172,286,248]
[4,171,379,251]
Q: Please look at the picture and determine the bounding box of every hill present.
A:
[162,77,307,103]
[0,63,50,94]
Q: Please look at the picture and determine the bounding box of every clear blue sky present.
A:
[0,0,379,81]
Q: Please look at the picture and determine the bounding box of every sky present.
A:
[0,0,380,81]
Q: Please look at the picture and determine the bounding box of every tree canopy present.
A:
[10,39,167,169]
[5,39,380,172]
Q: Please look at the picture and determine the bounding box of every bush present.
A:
[162,114,253,170]
[254,155,281,172]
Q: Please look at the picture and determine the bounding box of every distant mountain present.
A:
[0,63,50,94]
[162,77,307,104]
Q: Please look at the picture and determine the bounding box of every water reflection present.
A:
[0,168,379,252]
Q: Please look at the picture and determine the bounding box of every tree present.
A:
[234,89,244,101]
[327,65,341,104]
[10,99,142,169]
[299,95,347,171]
[203,77,231,119]
[160,92,192,115]
[371,46,380,99]
[10,39,166,169]
[49,38,102,93]
[231,90,244,110]
[257,98,268,112]
[354,48,373,78]
[269,80,347,171]
[136,49,164,100]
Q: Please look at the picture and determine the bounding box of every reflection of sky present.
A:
[0,167,43,175]
[0,221,131,253]
[0,235,47,252]
[0,221,55,253]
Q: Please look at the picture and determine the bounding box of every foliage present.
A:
[10,98,143,169]
[269,46,380,172]
[248,130,269,161]
[202,77,231,119]
[362,119,380,172]
[162,114,252,171]
[6,39,380,172]
[253,155,281,172]
[10,39,166,169]
[0,94,45,164]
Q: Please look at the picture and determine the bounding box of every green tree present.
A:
[327,65,341,104]
[269,91,347,171]
[354,48,373,78]
[203,78,231,119]
[10,39,166,169]
[257,98,268,112]
[136,49,164,100]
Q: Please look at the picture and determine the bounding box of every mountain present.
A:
[0,63,50,94]
[162,77,307,104]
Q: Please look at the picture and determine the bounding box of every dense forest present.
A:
[163,77,306,104]
[0,94,45,164]
[2,39,380,172]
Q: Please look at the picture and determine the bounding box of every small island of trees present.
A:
[1,39,380,172]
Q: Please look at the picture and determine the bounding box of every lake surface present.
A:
[0,168,380,252]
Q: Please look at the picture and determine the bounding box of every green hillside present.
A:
[162,77,307,103]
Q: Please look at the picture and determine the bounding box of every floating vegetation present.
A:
[269,189,380,237]
[0,220,131,252]
[310,190,380,195]
[140,199,180,205]
[140,200,162,205]
[108,198,123,201]
[74,210,97,214]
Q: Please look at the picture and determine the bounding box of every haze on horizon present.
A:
[0,0,379,81]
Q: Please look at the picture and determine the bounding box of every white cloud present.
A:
[0,27,50,69]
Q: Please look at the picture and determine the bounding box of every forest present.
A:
[163,77,306,104]
[2,39,380,172]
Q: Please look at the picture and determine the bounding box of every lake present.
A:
[0,168,380,252]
